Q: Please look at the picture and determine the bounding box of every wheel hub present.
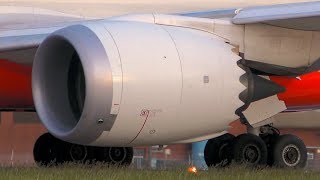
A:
[243,144,261,163]
[109,147,126,163]
[282,144,300,166]
[70,144,87,161]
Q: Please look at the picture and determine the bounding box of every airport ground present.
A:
[0,164,320,180]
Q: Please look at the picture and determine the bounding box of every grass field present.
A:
[0,164,320,180]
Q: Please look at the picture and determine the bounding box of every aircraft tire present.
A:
[33,133,64,166]
[232,134,268,166]
[204,133,235,167]
[95,147,134,166]
[272,134,307,168]
[64,143,91,164]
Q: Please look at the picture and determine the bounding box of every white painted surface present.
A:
[244,95,286,127]
[97,21,182,145]
[89,19,245,146]
[83,22,123,116]
[244,23,314,67]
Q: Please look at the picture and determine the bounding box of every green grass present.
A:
[0,164,319,180]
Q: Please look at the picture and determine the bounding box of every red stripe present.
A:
[0,59,33,108]
[129,110,150,144]
[270,71,320,110]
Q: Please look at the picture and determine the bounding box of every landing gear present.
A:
[204,133,234,167]
[33,133,62,166]
[204,125,307,168]
[232,134,267,166]
[33,133,133,167]
[271,134,307,168]
[65,143,94,163]
[96,147,134,166]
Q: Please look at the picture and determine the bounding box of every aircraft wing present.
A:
[1,28,61,53]
[0,6,98,64]
[179,8,238,19]
[181,1,320,31]
[3,1,320,55]
[232,1,320,31]
[0,6,93,109]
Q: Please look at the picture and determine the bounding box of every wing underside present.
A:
[180,1,320,31]
[2,2,320,64]
[232,1,320,31]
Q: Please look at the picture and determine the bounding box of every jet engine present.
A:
[32,18,271,146]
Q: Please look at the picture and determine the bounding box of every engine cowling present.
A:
[32,17,246,146]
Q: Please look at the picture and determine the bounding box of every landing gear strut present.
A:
[33,133,133,166]
[204,125,307,168]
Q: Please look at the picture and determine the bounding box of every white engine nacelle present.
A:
[32,16,246,146]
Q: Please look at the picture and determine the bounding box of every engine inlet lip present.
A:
[32,24,114,144]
